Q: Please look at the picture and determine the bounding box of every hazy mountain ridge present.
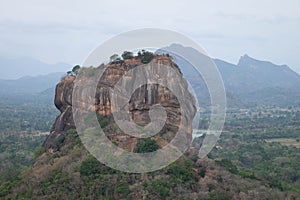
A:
[215,54,300,107]
[0,57,71,95]
[159,44,300,108]
[216,54,300,92]
[0,72,65,94]
[1,49,299,107]
[0,57,71,79]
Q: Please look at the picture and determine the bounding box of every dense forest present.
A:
[0,96,299,199]
[0,94,58,184]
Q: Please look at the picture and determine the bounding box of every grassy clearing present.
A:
[266,138,300,148]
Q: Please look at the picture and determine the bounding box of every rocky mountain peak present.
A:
[43,54,196,152]
[237,54,258,66]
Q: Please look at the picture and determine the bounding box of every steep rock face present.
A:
[53,76,75,131]
[42,76,75,151]
[44,55,196,151]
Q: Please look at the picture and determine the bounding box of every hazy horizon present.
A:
[1,52,299,80]
[0,0,299,78]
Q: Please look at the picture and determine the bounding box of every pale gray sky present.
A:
[0,0,300,75]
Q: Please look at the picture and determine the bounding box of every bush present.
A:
[239,170,257,179]
[0,181,12,197]
[216,174,223,183]
[84,113,110,128]
[67,129,77,135]
[199,168,206,178]
[115,181,130,196]
[96,114,110,128]
[149,179,170,198]
[34,146,45,159]
[80,155,101,176]
[207,183,216,191]
[0,180,20,197]
[67,65,80,76]
[215,159,238,174]
[53,135,65,150]
[121,51,134,60]
[41,170,70,193]
[167,163,194,182]
[110,54,120,62]
[138,50,154,64]
[135,138,159,153]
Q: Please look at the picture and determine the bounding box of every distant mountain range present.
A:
[0,57,72,95]
[1,48,299,108]
[159,44,300,107]
[214,55,300,107]
[0,72,64,95]
[0,57,71,79]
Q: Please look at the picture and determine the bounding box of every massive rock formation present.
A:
[44,55,196,152]
[7,54,293,200]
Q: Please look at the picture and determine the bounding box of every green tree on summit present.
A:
[138,50,154,64]
[72,65,80,75]
[121,51,134,60]
[67,65,80,76]
[110,54,119,62]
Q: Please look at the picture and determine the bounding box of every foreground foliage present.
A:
[1,105,300,199]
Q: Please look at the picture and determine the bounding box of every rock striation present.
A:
[43,55,196,151]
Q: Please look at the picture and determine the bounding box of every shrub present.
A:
[138,50,154,64]
[41,170,70,193]
[115,181,130,196]
[167,163,194,182]
[67,129,77,135]
[216,174,223,183]
[34,146,45,159]
[84,113,110,128]
[53,135,65,149]
[149,179,170,198]
[184,159,194,168]
[239,170,257,179]
[67,65,80,76]
[199,168,206,178]
[135,138,159,153]
[110,54,119,62]
[96,114,110,128]
[0,180,20,197]
[80,155,101,176]
[0,182,13,197]
[207,183,216,192]
[121,51,134,60]
[215,159,238,174]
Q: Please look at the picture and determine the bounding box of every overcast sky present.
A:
[0,0,300,75]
